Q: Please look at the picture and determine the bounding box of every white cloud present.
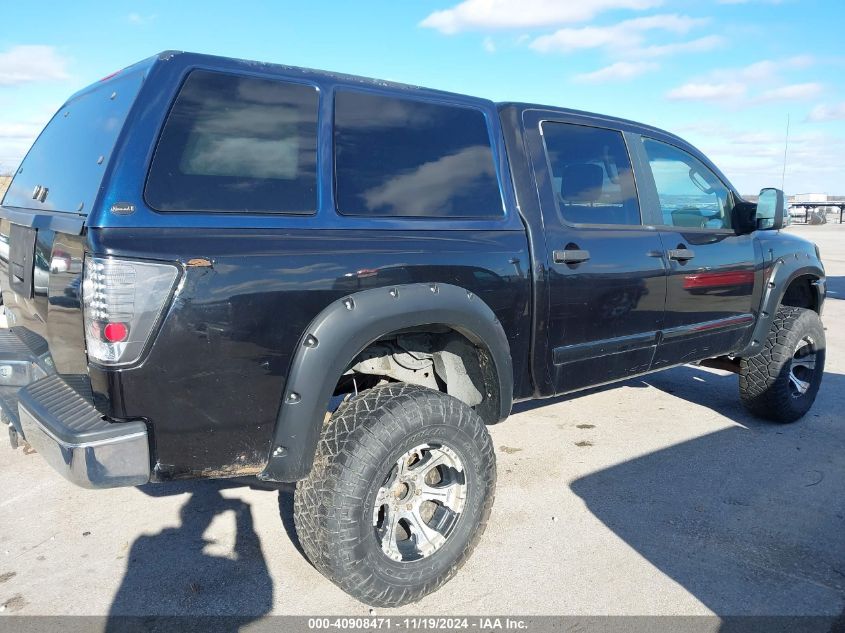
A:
[667,118,845,193]
[482,36,496,53]
[420,0,663,34]
[0,118,52,173]
[635,34,723,58]
[708,55,813,83]
[128,12,157,25]
[807,102,845,122]
[0,121,44,139]
[666,57,822,106]
[686,122,844,193]
[530,14,715,57]
[730,131,783,145]
[732,60,781,82]
[667,82,745,101]
[573,61,659,83]
[756,82,823,102]
[0,45,69,85]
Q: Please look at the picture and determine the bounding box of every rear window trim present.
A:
[143,68,322,216]
[331,85,508,221]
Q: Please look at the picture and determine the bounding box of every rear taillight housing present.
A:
[82,256,179,366]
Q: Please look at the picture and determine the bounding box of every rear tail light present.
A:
[82,256,179,366]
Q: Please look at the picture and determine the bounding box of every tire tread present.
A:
[739,306,825,422]
[293,383,496,607]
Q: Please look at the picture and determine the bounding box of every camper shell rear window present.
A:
[2,69,146,214]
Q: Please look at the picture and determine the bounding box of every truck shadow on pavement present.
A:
[104,365,843,625]
[570,365,845,627]
[106,479,273,628]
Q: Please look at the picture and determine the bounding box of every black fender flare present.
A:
[738,258,825,357]
[259,283,513,482]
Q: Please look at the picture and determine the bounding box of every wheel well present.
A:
[781,275,820,312]
[334,325,501,425]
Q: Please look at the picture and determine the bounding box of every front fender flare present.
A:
[259,283,513,482]
[738,258,825,357]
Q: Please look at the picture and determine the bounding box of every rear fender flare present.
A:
[259,283,513,482]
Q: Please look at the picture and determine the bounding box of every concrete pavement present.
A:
[0,224,843,619]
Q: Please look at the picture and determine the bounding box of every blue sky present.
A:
[1,0,843,194]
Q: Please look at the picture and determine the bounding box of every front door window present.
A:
[642,138,733,230]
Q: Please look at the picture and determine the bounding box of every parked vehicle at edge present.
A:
[0,52,826,607]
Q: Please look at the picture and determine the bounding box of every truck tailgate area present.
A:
[0,217,89,376]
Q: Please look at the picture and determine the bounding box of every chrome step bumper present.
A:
[1,327,150,488]
[18,374,150,489]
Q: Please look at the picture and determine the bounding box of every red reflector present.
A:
[103,322,129,342]
[683,270,755,290]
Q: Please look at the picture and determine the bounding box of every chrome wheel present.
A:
[789,335,817,398]
[373,443,467,562]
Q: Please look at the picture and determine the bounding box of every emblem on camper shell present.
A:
[110,202,135,215]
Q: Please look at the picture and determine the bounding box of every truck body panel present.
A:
[0,51,826,486]
[87,227,531,479]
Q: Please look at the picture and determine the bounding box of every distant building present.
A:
[792,193,828,203]
[0,175,11,200]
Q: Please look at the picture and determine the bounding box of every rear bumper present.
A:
[2,328,150,488]
[0,327,51,437]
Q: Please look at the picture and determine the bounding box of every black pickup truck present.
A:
[0,51,826,607]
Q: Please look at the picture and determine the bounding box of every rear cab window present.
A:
[333,90,503,219]
[145,70,319,214]
[540,122,640,226]
[2,68,146,214]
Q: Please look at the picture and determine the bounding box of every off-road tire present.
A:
[739,306,825,422]
[293,383,496,607]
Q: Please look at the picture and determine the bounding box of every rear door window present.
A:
[333,90,503,218]
[145,70,318,214]
[540,122,640,226]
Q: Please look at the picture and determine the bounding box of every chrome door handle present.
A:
[553,249,591,264]
[667,248,695,261]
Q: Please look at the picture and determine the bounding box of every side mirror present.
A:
[755,188,785,230]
